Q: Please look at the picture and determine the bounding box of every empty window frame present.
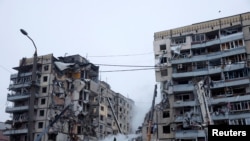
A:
[39,110,45,116]
[100,106,104,111]
[38,122,43,128]
[41,98,46,105]
[196,61,207,70]
[43,76,48,82]
[192,34,205,43]
[162,125,170,134]
[160,44,167,51]
[171,37,186,45]
[44,65,49,71]
[160,57,168,64]
[42,87,47,93]
[162,111,170,118]
[160,69,168,76]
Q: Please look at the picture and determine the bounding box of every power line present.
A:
[100,68,156,72]
[88,52,153,57]
[96,64,158,68]
[0,65,13,73]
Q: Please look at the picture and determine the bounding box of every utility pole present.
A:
[20,29,38,141]
[147,84,157,141]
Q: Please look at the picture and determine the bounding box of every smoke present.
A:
[99,133,140,141]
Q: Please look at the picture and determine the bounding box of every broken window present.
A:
[196,61,207,70]
[39,110,44,116]
[171,36,186,45]
[160,69,168,76]
[205,30,219,41]
[41,98,46,105]
[38,122,43,128]
[160,57,167,64]
[162,125,170,134]
[100,115,104,121]
[100,106,104,111]
[192,48,206,56]
[162,111,170,118]
[43,76,48,82]
[192,34,205,43]
[207,45,220,54]
[160,44,167,51]
[44,65,49,71]
[220,25,242,36]
[42,87,47,93]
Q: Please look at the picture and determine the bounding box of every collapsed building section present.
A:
[142,12,250,141]
[4,54,134,141]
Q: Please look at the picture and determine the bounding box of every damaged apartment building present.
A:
[3,54,134,141]
[142,12,250,141]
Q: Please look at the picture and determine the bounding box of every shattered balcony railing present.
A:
[211,77,250,89]
[210,94,250,105]
[171,46,246,64]
[211,111,250,120]
[7,93,30,101]
[5,105,38,113]
[173,100,196,108]
[175,130,205,139]
[173,77,250,92]
[174,114,202,123]
[8,80,40,90]
[192,32,243,49]
[172,62,246,78]
[173,84,194,92]
[3,128,28,135]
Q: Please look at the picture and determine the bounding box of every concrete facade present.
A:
[143,12,250,141]
[4,54,134,141]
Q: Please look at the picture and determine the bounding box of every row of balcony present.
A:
[174,94,250,108]
[171,45,246,64]
[174,111,250,123]
[5,105,38,113]
[172,77,250,92]
[191,32,243,49]
[172,61,246,78]
[175,130,205,139]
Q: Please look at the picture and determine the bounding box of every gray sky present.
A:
[0,0,249,129]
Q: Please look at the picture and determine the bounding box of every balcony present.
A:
[212,112,250,120]
[171,46,246,64]
[3,128,28,135]
[174,115,202,123]
[192,32,243,49]
[8,80,40,90]
[173,100,196,108]
[10,71,41,79]
[172,69,208,78]
[212,77,250,89]
[220,32,244,44]
[172,62,246,78]
[175,130,205,139]
[5,105,37,113]
[7,93,30,101]
[210,94,250,105]
[173,84,194,92]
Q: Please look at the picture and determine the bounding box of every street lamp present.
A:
[20,29,37,55]
[20,29,37,141]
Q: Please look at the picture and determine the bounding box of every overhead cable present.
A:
[88,52,153,57]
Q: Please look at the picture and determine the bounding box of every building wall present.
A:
[147,12,250,141]
[5,54,134,141]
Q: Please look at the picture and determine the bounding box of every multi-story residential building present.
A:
[142,12,250,141]
[4,54,134,141]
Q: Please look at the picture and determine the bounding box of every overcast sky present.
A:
[0,0,249,130]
